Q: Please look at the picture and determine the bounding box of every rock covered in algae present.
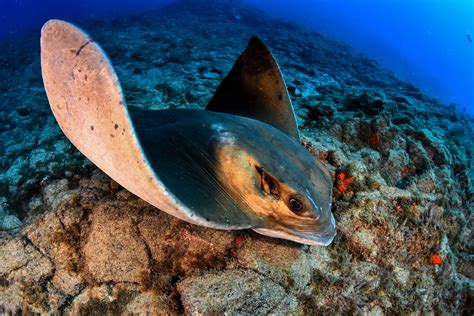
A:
[0,0,472,314]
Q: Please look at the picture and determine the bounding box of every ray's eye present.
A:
[289,197,304,212]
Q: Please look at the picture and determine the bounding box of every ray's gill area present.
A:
[0,0,473,314]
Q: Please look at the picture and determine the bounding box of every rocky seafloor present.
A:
[0,0,473,314]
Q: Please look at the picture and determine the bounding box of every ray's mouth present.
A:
[290,212,337,246]
[253,213,337,246]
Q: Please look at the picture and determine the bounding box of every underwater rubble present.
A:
[0,0,472,314]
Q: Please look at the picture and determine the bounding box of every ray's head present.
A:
[212,119,337,246]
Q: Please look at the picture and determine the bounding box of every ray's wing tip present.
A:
[247,35,269,52]
[41,19,91,48]
[41,19,70,37]
[42,19,66,28]
[249,35,263,43]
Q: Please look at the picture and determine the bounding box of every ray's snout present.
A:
[315,213,337,246]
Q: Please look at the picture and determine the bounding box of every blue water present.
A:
[246,0,474,115]
[1,0,473,114]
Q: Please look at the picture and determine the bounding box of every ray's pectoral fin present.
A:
[206,36,300,140]
[40,20,208,226]
[136,127,259,228]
